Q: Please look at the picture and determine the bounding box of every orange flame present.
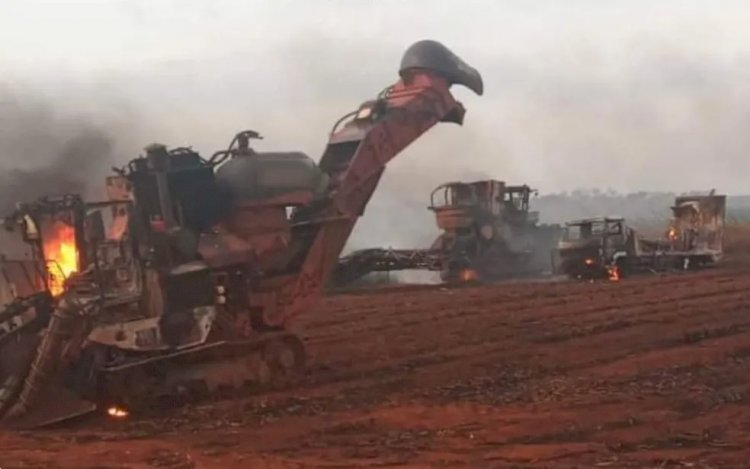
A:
[42,221,78,296]
[607,265,620,282]
[459,269,478,282]
[668,227,678,241]
[107,405,129,419]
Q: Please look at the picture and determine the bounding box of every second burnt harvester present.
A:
[334,180,562,285]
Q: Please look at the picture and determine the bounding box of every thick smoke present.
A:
[0,87,132,259]
[4,2,749,256]
[0,89,121,214]
[120,36,750,253]
[234,29,750,252]
[0,129,112,214]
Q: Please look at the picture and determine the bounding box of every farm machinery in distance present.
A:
[554,192,726,280]
[333,180,562,285]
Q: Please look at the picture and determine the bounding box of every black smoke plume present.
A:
[0,88,117,214]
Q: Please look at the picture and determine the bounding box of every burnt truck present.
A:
[555,193,726,280]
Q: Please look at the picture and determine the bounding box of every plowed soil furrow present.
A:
[4,267,750,468]
[306,275,750,376]
[306,270,744,343]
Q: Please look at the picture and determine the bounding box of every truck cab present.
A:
[555,216,636,279]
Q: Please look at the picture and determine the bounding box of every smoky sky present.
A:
[0,84,150,216]
[2,0,749,249]
[0,89,111,213]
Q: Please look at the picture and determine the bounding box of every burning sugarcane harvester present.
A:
[333,180,562,286]
[554,191,726,280]
[0,39,483,429]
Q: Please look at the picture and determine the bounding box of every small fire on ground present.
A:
[107,406,129,419]
[607,265,620,282]
[42,221,78,296]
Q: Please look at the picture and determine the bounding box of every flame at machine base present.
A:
[459,269,479,282]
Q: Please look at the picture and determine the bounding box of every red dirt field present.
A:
[4,266,750,468]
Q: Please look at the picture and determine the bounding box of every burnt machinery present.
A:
[333,180,562,285]
[555,192,726,280]
[0,40,483,428]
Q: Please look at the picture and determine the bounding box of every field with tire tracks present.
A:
[3,266,750,468]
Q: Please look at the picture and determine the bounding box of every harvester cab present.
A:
[502,184,538,225]
[3,192,135,299]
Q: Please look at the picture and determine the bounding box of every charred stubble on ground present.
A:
[4,267,750,468]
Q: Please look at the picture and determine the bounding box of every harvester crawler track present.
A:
[0,293,53,418]
[97,333,305,413]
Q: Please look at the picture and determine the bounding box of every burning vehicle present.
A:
[0,39,483,428]
[427,180,562,281]
[333,180,562,285]
[554,192,726,280]
[554,216,632,280]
